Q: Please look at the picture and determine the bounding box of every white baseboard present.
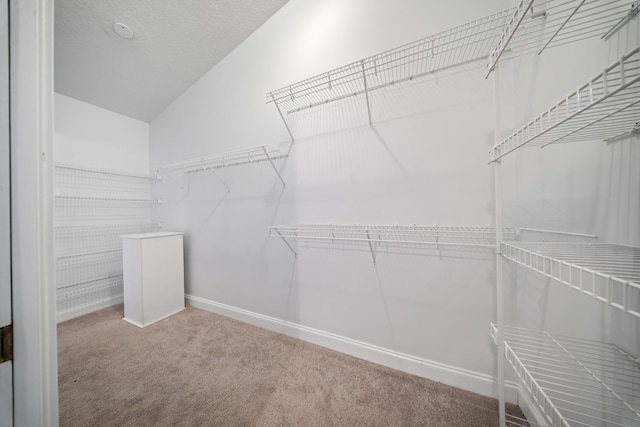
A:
[56,294,124,324]
[186,294,519,404]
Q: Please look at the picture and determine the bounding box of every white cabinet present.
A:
[121,232,185,327]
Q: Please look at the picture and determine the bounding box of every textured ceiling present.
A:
[55,0,289,122]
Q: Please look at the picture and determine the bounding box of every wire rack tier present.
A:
[489,45,640,162]
[55,223,160,259]
[490,323,640,427]
[503,241,640,318]
[487,0,639,76]
[157,145,287,173]
[270,224,516,247]
[54,195,161,204]
[266,9,514,115]
[54,162,156,180]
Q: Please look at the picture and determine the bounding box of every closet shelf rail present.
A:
[54,223,161,234]
[270,224,515,264]
[486,0,638,76]
[489,45,640,162]
[266,9,514,118]
[54,195,162,204]
[502,242,640,318]
[54,162,156,180]
[490,323,640,427]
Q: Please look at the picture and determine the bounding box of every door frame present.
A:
[9,0,58,425]
[0,0,12,424]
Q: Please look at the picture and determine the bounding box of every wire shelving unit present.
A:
[486,0,639,77]
[270,224,515,264]
[503,242,640,318]
[157,145,288,188]
[490,323,640,427]
[266,9,515,137]
[489,45,640,162]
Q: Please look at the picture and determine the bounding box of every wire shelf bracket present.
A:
[489,46,640,163]
[486,0,639,78]
[490,323,640,426]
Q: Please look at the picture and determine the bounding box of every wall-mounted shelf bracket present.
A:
[274,229,297,258]
[162,170,187,192]
[365,229,376,265]
[270,94,295,144]
[361,61,373,128]
[200,159,231,193]
[261,146,286,188]
[486,0,535,78]
[603,0,640,39]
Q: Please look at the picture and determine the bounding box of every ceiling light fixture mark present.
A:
[113,22,134,39]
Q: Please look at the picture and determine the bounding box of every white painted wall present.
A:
[149,0,640,400]
[54,93,149,173]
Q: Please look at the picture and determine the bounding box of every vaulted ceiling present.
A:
[55,0,289,122]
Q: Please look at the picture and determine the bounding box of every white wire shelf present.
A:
[55,249,122,269]
[54,162,156,180]
[507,413,536,427]
[54,223,160,235]
[157,145,287,173]
[270,224,515,264]
[156,145,287,188]
[56,275,123,299]
[266,9,514,127]
[54,195,161,204]
[490,323,640,427]
[502,241,640,318]
[486,0,639,76]
[489,45,640,162]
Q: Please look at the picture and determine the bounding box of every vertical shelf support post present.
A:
[494,66,506,427]
[270,94,295,144]
[361,60,373,127]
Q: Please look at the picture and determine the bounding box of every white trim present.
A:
[186,294,519,404]
[10,0,58,424]
[56,295,124,324]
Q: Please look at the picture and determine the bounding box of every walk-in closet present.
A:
[2,0,639,425]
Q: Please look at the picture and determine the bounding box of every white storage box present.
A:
[121,232,185,327]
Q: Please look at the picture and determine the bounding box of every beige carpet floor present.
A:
[57,304,526,426]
